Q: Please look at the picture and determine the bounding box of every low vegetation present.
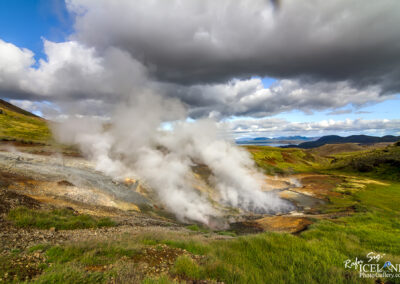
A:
[2,181,393,283]
[246,145,327,174]
[0,105,52,143]
[7,207,116,230]
[327,143,400,181]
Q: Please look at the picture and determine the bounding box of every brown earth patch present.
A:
[254,216,313,233]
[0,188,42,215]
[132,244,206,279]
[230,216,313,234]
[282,152,295,163]
[0,251,47,282]
[262,157,277,166]
[291,174,344,199]
[263,176,291,191]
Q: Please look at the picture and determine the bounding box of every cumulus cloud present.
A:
[2,37,391,119]
[223,118,400,137]
[0,39,147,114]
[164,78,389,118]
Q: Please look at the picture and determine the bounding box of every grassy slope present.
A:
[144,183,400,283]
[0,101,52,143]
[246,145,328,174]
[9,182,397,283]
[326,143,400,181]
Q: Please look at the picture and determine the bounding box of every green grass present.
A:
[186,224,210,233]
[327,144,400,181]
[172,255,203,280]
[33,264,107,284]
[45,242,137,265]
[0,106,52,143]
[246,146,327,174]
[9,182,399,283]
[7,207,116,230]
[25,239,140,283]
[138,182,400,283]
[216,230,237,237]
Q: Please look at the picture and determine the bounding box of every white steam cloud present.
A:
[53,92,292,224]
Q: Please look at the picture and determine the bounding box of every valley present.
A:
[1,101,400,283]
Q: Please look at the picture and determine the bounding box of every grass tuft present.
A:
[7,207,116,230]
[172,255,203,280]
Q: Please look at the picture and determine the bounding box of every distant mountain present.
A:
[276,136,310,141]
[287,135,400,149]
[235,136,315,145]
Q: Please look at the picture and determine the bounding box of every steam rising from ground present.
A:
[53,93,293,224]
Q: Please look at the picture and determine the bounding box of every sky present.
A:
[0,0,399,138]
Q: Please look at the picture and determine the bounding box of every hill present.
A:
[288,134,400,149]
[0,99,51,143]
[308,142,391,157]
[0,99,40,118]
[245,145,327,174]
[328,142,400,181]
[236,136,315,145]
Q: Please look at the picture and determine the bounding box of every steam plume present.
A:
[53,92,292,224]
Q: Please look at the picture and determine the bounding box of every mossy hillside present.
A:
[246,145,328,174]
[0,106,51,143]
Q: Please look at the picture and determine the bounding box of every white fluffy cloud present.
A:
[0,39,147,106]
[222,118,400,137]
[171,78,388,118]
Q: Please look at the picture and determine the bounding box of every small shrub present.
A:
[172,256,203,280]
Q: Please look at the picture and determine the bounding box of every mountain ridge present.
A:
[286,135,400,149]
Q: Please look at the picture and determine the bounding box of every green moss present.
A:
[7,207,116,230]
[216,231,237,237]
[0,107,52,143]
[246,146,327,174]
[186,224,210,233]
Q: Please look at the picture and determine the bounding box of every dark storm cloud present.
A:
[1,0,400,120]
[68,0,400,93]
